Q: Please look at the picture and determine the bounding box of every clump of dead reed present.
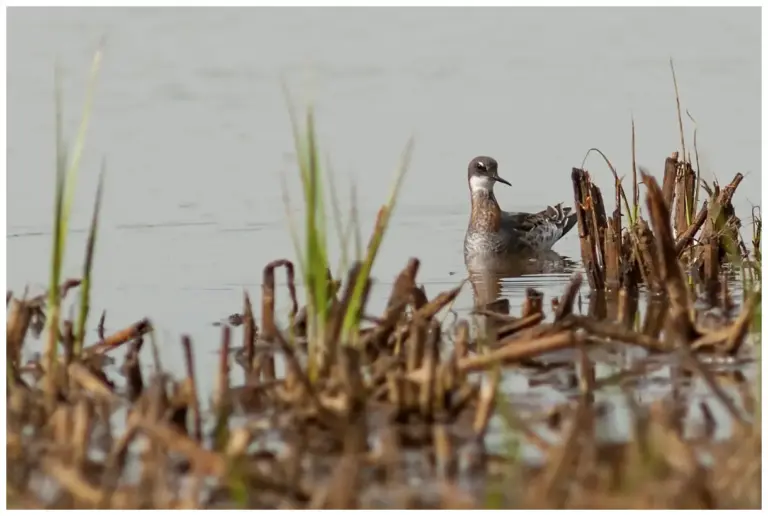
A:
[6,235,761,508]
[570,64,760,350]
[571,153,750,295]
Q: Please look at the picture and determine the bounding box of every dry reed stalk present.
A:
[521,287,544,318]
[242,291,256,375]
[534,397,591,507]
[554,273,583,322]
[123,337,144,402]
[678,349,749,432]
[98,418,140,508]
[418,319,441,420]
[68,362,119,404]
[181,335,202,442]
[604,213,622,290]
[576,333,595,401]
[472,303,517,323]
[26,278,82,309]
[6,298,32,369]
[375,424,403,485]
[482,297,511,317]
[674,200,708,256]
[632,217,664,292]
[619,288,639,329]
[570,315,672,353]
[473,366,500,440]
[661,153,678,210]
[358,298,408,352]
[673,160,696,238]
[338,347,368,453]
[82,318,152,357]
[642,170,698,344]
[61,320,75,373]
[433,424,455,480]
[386,257,420,311]
[701,215,721,287]
[315,352,368,509]
[272,331,337,429]
[456,332,575,374]
[213,325,231,423]
[405,315,427,407]
[322,262,364,375]
[135,414,226,476]
[413,283,464,321]
[720,290,759,355]
[43,458,138,509]
[260,262,279,341]
[97,310,106,340]
[453,320,470,360]
[496,313,544,340]
[71,397,92,469]
[571,168,605,291]
[694,173,745,265]
[318,453,361,509]
[411,285,428,311]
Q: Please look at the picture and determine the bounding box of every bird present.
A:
[463,155,578,264]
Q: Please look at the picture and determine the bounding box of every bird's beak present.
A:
[494,175,511,187]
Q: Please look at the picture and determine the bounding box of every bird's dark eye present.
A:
[477,161,486,171]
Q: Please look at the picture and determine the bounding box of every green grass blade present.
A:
[281,87,333,380]
[61,45,103,231]
[303,109,331,379]
[341,138,414,343]
[281,173,307,279]
[46,63,67,365]
[325,157,351,279]
[75,162,105,357]
[44,46,103,403]
[282,82,311,279]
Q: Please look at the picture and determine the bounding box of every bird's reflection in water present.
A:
[466,250,577,313]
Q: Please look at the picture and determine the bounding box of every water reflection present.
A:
[465,250,577,310]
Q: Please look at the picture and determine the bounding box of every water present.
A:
[6,7,761,402]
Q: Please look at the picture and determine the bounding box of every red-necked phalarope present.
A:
[463,156,578,261]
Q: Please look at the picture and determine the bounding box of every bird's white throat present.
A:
[469,175,495,194]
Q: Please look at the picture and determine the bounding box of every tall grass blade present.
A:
[631,117,639,223]
[45,63,68,385]
[325,157,351,279]
[341,138,414,344]
[350,180,363,262]
[282,86,332,380]
[75,162,105,357]
[44,46,103,405]
[669,58,686,163]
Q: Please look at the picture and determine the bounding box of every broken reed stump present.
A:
[571,168,607,291]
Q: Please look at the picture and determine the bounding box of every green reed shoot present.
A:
[74,163,105,357]
[631,117,640,224]
[283,90,412,377]
[45,47,103,392]
[750,206,761,277]
[284,101,330,379]
[581,147,635,226]
[340,139,413,345]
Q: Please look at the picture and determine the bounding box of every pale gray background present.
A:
[7,8,761,397]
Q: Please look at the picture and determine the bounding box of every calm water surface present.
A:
[7,8,761,407]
